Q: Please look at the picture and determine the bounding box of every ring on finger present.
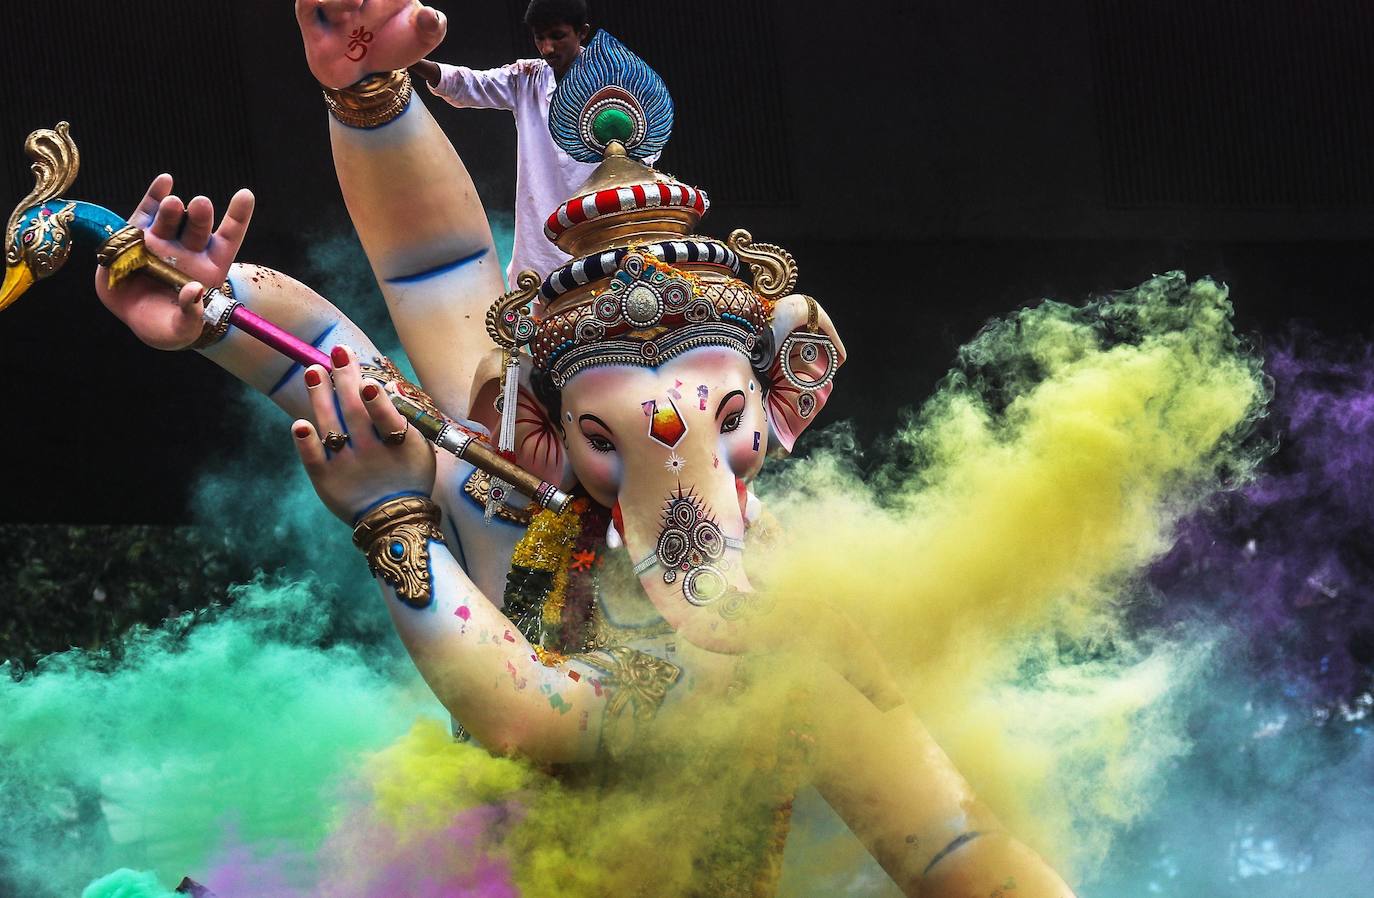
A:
[382,421,409,446]
[323,430,350,452]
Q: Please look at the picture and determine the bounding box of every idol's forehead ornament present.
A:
[485,30,837,408]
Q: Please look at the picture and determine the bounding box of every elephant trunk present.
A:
[616,460,758,652]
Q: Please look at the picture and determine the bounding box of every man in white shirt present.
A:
[412,0,653,287]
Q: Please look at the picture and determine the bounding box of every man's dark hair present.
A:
[524,0,589,32]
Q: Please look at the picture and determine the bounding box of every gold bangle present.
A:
[352,495,446,608]
[190,279,237,350]
[322,70,413,129]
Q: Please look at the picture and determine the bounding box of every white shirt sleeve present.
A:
[428,62,523,111]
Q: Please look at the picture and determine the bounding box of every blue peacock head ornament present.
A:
[548,30,674,164]
[2,122,127,311]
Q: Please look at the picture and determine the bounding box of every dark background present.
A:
[1,0,1372,525]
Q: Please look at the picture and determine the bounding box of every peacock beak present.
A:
[0,261,35,312]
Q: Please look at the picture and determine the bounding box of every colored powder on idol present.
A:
[11,266,1352,896]
[758,272,1269,880]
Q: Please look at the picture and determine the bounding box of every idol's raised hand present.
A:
[94,174,254,351]
[295,0,447,89]
[291,345,438,524]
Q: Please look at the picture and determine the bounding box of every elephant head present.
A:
[490,144,845,651]
[553,313,842,651]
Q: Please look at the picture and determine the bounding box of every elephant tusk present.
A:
[0,263,35,312]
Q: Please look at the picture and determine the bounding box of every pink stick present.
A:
[228,305,332,369]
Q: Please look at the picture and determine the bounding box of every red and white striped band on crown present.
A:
[544,183,710,242]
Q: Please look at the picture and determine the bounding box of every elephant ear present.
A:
[763,294,846,454]
[513,381,571,488]
[470,350,574,489]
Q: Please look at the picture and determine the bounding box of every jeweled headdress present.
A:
[487,32,813,389]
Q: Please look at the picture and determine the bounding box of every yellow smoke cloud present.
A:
[757,274,1264,878]
[329,274,1265,894]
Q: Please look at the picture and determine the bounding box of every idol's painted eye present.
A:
[585,434,616,453]
[716,389,746,434]
[577,413,617,453]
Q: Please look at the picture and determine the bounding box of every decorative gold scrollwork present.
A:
[20,202,76,278]
[360,355,445,421]
[726,228,798,301]
[485,269,542,349]
[6,122,80,267]
[588,645,681,720]
[352,496,447,608]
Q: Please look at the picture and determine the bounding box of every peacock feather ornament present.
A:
[548,30,674,164]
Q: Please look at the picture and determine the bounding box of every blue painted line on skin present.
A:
[923,832,984,876]
[331,392,348,434]
[385,247,488,285]
[352,490,430,526]
[447,519,469,571]
[268,323,337,396]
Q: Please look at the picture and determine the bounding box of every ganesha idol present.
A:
[1,2,1079,895]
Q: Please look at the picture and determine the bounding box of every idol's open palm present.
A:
[295,0,447,89]
[94,174,253,351]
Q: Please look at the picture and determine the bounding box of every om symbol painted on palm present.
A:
[345,25,374,62]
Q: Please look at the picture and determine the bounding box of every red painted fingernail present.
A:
[304,368,322,388]
[361,383,379,401]
[293,424,310,439]
[331,345,350,367]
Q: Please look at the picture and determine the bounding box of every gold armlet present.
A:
[351,495,446,608]
[189,279,237,350]
[322,70,413,129]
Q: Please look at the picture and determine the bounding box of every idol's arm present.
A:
[299,1,505,422]
[812,669,1077,898]
[292,347,606,762]
[378,527,608,760]
[92,176,386,424]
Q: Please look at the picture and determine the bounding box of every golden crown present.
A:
[486,142,799,388]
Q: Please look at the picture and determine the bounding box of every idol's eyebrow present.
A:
[714,390,744,418]
[578,413,615,433]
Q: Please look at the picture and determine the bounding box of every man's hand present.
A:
[295,0,447,89]
[94,175,254,351]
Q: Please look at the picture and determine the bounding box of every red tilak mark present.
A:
[568,670,581,682]
[345,26,374,62]
[503,629,516,643]
[455,605,471,621]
